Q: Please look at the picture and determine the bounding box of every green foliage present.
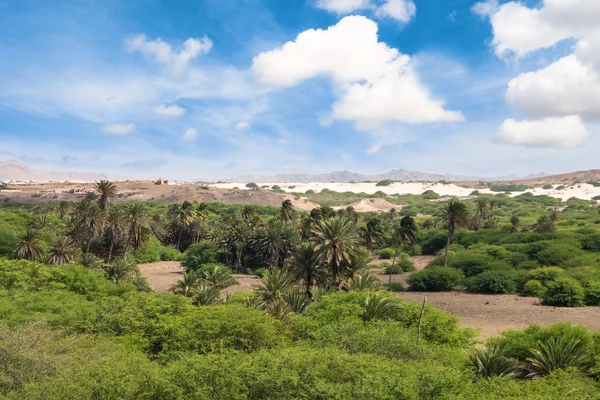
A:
[375,179,394,187]
[134,236,183,263]
[181,240,219,271]
[408,267,464,291]
[544,278,585,307]
[378,247,395,259]
[471,345,518,380]
[490,184,529,192]
[526,337,590,378]
[522,280,547,298]
[422,189,441,199]
[581,234,600,252]
[245,182,258,188]
[387,282,404,292]
[542,184,553,189]
[468,270,520,294]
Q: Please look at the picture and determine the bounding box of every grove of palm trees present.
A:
[2,181,600,398]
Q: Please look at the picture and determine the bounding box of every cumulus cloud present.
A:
[235,121,249,130]
[496,116,589,148]
[471,0,498,18]
[154,104,185,117]
[315,0,416,23]
[182,128,198,141]
[480,0,600,58]
[103,123,135,135]
[252,16,463,130]
[126,34,213,74]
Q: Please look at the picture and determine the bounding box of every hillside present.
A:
[0,160,127,182]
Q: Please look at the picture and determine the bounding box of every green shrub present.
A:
[490,184,529,192]
[408,267,464,291]
[556,185,566,190]
[387,282,404,292]
[375,179,394,187]
[305,189,315,194]
[469,190,480,196]
[542,184,553,189]
[271,185,282,191]
[245,182,258,188]
[581,234,600,252]
[544,277,585,307]
[467,270,519,294]
[521,280,547,298]
[383,263,402,274]
[378,248,395,260]
[181,241,219,271]
[160,245,183,261]
[528,267,565,285]
[584,282,600,306]
[421,232,447,255]
[422,190,440,200]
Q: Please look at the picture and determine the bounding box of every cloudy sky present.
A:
[0,0,598,179]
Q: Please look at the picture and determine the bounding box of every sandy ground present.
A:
[140,257,600,339]
[214,181,600,201]
[333,198,403,212]
[138,261,259,294]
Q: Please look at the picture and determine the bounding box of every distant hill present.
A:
[227,169,548,183]
[513,170,600,186]
[0,160,127,182]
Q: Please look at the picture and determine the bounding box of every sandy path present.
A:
[399,291,600,338]
[138,261,259,294]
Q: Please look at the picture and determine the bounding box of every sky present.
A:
[0,0,598,180]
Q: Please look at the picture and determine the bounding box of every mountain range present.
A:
[226,169,548,183]
[0,160,127,182]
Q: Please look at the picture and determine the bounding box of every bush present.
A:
[521,280,547,298]
[245,182,258,188]
[421,232,447,255]
[387,282,404,292]
[383,263,402,274]
[542,184,553,189]
[134,237,182,264]
[160,245,183,261]
[527,267,564,285]
[396,254,416,272]
[375,179,394,187]
[467,270,520,294]
[469,190,480,196]
[181,241,219,271]
[378,248,395,260]
[490,184,529,192]
[421,190,440,200]
[581,234,600,252]
[584,282,600,306]
[408,267,464,291]
[544,277,585,307]
[305,189,315,194]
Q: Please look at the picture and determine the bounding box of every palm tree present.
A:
[251,222,298,269]
[348,272,381,292]
[278,200,295,225]
[525,337,589,378]
[95,180,118,210]
[102,257,136,283]
[313,216,360,284]
[390,215,417,280]
[104,207,125,261]
[510,215,520,234]
[471,345,518,380]
[194,284,221,306]
[284,289,312,314]
[14,229,44,261]
[291,242,323,297]
[173,201,196,250]
[440,199,470,267]
[58,201,71,220]
[360,294,399,322]
[49,236,77,265]
[358,217,386,251]
[171,270,202,297]
[200,264,237,289]
[255,268,294,304]
[123,203,150,252]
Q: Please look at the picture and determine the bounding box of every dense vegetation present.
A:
[2,181,600,398]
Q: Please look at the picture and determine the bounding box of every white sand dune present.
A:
[213,182,600,202]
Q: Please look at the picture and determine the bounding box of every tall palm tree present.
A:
[313,216,360,284]
[173,201,196,250]
[49,236,77,265]
[104,207,125,261]
[95,180,118,210]
[14,229,44,261]
[58,201,72,220]
[440,199,470,267]
[123,202,150,252]
[389,215,417,285]
[291,242,323,297]
[251,222,298,269]
[359,216,386,251]
[278,200,295,225]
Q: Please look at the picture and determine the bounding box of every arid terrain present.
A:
[139,257,600,339]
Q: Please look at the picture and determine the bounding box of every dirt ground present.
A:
[333,198,403,213]
[139,256,600,339]
[0,181,318,210]
[138,261,259,294]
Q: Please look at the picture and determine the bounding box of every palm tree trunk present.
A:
[331,260,337,285]
[389,244,399,286]
[108,241,114,262]
[306,269,313,298]
[177,230,183,251]
[444,231,451,267]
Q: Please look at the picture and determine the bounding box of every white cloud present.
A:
[182,128,198,141]
[506,55,600,118]
[126,34,213,74]
[315,0,416,23]
[252,16,463,130]
[315,0,371,14]
[375,0,416,23]
[103,123,135,135]
[471,0,498,18]
[496,116,589,148]
[235,121,249,130]
[153,104,185,117]
[365,144,381,154]
[481,0,600,58]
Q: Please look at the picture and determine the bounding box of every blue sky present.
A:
[0,0,598,180]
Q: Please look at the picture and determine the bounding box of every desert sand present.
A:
[213,182,600,201]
